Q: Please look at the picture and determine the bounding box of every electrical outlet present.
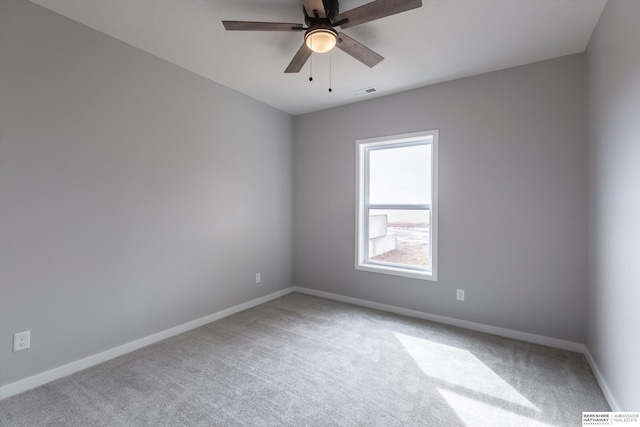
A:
[456,289,465,301]
[13,330,30,352]
[255,273,261,284]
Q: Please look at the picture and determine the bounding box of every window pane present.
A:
[368,209,430,269]
[369,144,431,205]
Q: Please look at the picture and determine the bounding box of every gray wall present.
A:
[0,0,293,386]
[586,0,640,411]
[4,0,636,409]
[294,54,588,342]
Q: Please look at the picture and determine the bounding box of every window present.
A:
[356,130,438,281]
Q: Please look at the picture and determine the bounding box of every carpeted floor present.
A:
[0,292,609,426]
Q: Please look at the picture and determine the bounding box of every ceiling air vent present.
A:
[353,87,378,97]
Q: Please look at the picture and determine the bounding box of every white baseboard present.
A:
[583,347,620,411]
[0,287,295,401]
[292,286,585,353]
[2,285,617,412]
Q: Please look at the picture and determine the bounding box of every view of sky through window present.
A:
[369,144,432,205]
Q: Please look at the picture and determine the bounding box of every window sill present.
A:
[356,263,437,281]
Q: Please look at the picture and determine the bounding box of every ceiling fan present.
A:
[222,0,423,73]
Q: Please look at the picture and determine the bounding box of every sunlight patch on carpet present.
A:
[437,389,556,427]
[394,333,539,412]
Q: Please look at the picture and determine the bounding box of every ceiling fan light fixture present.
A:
[305,28,337,53]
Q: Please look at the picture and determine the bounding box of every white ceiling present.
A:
[30,0,606,116]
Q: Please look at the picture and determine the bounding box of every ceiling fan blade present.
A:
[285,43,313,73]
[336,32,384,68]
[222,21,304,31]
[335,0,422,29]
[303,0,326,18]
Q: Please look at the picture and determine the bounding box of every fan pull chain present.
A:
[309,39,313,82]
[328,51,333,93]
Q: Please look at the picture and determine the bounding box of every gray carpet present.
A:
[0,293,609,426]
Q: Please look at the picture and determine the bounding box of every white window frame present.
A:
[355,130,438,281]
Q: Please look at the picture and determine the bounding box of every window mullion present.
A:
[368,204,431,210]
